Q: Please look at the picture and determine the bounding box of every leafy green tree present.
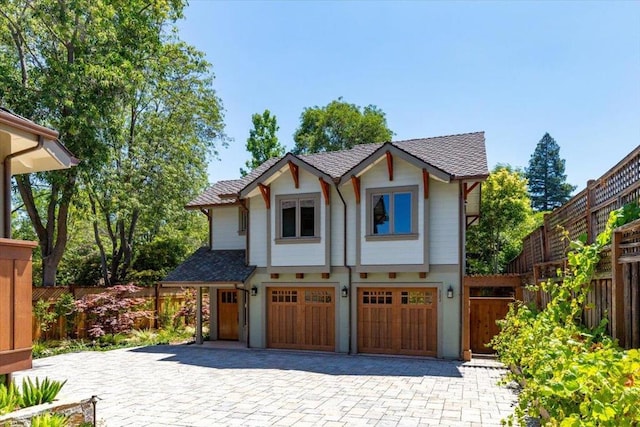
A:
[526,133,576,211]
[83,40,223,286]
[241,110,284,176]
[0,0,188,285]
[292,98,393,155]
[466,165,540,274]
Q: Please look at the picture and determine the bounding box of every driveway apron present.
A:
[14,345,517,426]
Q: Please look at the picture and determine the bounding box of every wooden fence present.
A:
[32,285,199,341]
[506,146,640,348]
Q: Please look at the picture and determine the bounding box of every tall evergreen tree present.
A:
[525,133,576,211]
[241,110,284,176]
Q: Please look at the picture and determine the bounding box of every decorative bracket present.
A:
[258,183,270,209]
[386,151,393,181]
[319,178,331,205]
[351,176,361,204]
[422,169,430,199]
[463,182,480,201]
[288,161,299,188]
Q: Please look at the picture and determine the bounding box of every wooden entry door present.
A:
[469,297,512,353]
[218,290,239,340]
[358,288,437,357]
[267,287,335,351]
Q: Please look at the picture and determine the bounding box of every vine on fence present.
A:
[491,203,640,425]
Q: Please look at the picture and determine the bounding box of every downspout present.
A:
[334,183,352,354]
[3,136,44,238]
[238,197,250,347]
[458,180,465,359]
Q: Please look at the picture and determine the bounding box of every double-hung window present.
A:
[276,193,320,243]
[366,186,418,240]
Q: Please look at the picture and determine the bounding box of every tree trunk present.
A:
[16,170,77,286]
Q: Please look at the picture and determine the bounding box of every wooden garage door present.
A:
[358,288,437,356]
[267,287,335,351]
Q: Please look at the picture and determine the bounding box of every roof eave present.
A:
[239,153,334,197]
[0,109,59,141]
[452,174,490,181]
[337,142,452,185]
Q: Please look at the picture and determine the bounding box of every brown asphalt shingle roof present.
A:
[188,131,487,208]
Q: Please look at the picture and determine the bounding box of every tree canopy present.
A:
[292,98,393,155]
[525,133,576,211]
[466,165,541,275]
[241,109,284,176]
[1,0,222,285]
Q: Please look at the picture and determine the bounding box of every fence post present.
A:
[154,283,160,329]
[610,229,625,347]
[543,214,550,262]
[586,180,595,243]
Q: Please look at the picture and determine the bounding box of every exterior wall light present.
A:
[447,285,454,299]
[341,286,349,298]
[251,285,258,296]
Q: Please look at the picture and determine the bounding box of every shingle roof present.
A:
[162,248,255,283]
[189,131,487,207]
[186,157,279,208]
[392,132,488,179]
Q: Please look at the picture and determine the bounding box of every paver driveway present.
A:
[15,345,517,426]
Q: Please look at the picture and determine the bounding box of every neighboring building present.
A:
[0,107,78,383]
[163,132,487,359]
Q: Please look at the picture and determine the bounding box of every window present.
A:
[275,193,321,243]
[366,186,418,240]
[238,208,248,235]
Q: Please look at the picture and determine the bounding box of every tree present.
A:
[466,165,540,274]
[292,98,393,155]
[0,0,189,285]
[241,109,284,176]
[83,40,223,286]
[525,133,576,211]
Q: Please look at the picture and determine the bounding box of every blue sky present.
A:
[178,1,640,191]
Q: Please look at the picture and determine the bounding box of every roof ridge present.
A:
[392,131,484,144]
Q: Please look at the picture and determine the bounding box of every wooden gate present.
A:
[267,287,335,351]
[469,297,512,353]
[462,275,521,360]
[358,287,437,357]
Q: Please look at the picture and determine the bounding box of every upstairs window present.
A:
[366,186,418,240]
[238,208,248,235]
[276,193,320,243]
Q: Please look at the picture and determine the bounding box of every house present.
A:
[0,107,78,384]
[163,131,487,359]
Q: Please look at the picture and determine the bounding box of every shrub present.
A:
[0,382,20,415]
[33,293,78,340]
[31,412,69,427]
[492,204,640,425]
[75,284,152,339]
[174,289,209,326]
[19,377,67,407]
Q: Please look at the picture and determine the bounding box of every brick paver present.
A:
[14,346,517,426]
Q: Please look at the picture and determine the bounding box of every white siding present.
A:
[270,168,326,267]
[429,180,459,264]
[211,205,245,250]
[249,195,267,266]
[359,158,424,266]
[330,186,345,266]
[345,184,357,266]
